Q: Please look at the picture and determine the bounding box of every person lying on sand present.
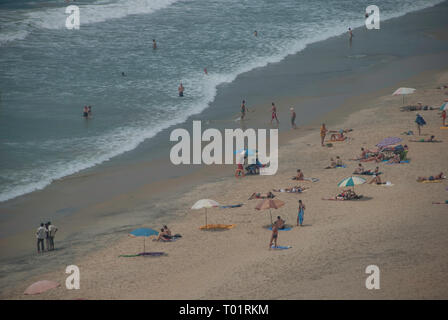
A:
[410,135,441,142]
[248,191,275,200]
[387,153,401,164]
[324,189,362,200]
[292,169,304,180]
[330,130,346,141]
[275,216,285,229]
[417,172,445,182]
[272,186,307,193]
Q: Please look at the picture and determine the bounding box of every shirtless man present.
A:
[275,216,285,229]
[270,102,279,125]
[152,39,157,49]
[178,82,184,97]
[293,169,304,180]
[348,28,353,40]
[269,224,278,249]
[241,100,248,120]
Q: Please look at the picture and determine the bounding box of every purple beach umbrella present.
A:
[376,137,402,148]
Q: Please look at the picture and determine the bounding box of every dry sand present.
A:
[3,68,448,300]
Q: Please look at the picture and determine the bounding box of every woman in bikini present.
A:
[270,102,279,125]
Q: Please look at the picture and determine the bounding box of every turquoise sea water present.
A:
[0,0,444,202]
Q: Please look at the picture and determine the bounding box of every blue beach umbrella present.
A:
[129,228,159,252]
[440,102,448,111]
[337,176,366,191]
[234,149,255,156]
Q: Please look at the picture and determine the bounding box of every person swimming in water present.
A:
[121,72,126,76]
[152,39,157,50]
[178,82,184,97]
[83,106,88,118]
[270,102,279,125]
[204,68,208,75]
[254,30,258,37]
[88,106,92,117]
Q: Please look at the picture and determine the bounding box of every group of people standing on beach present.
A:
[239,100,297,128]
[36,222,58,254]
[269,200,305,249]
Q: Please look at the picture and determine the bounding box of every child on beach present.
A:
[269,224,278,249]
[320,124,327,146]
[290,107,296,129]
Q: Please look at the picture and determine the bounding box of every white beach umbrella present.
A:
[392,87,416,105]
[192,199,220,227]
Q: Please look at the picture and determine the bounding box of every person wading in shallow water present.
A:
[178,82,184,97]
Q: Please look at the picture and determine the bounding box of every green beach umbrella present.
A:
[337,176,366,191]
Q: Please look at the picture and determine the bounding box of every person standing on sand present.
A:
[290,107,297,129]
[241,100,248,120]
[36,223,46,253]
[415,113,426,135]
[270,102,279,125]
[320,123,328,146]
[178,82,184,97]
[44,222,50,251]
[297,200,305,226]
[348,28,353,40]
[269,223,278,249]
[442,110,446,127]
[47,221,58,251]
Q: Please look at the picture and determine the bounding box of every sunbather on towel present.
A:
[273,186,307,193]
[156,228,171,241]
[410,135,439,142]
[417,172,445,182]
[325,158,337,169]
[387,153,400,164]
[248,192,275,200]
[330,130,346,141]
[292,169,304,180]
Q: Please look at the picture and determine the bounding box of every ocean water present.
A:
[0,0,444,202]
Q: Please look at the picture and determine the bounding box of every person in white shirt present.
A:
[36,223,46,253]
[47,221,58,251]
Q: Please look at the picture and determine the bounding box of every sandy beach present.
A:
[3,65,447,300]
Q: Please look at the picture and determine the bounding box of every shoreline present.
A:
[2,65,448,299]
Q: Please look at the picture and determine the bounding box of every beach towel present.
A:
[385,160,409,165]
[302,177,319,182]
[268,226,292,231]
[440,126,448,130]
[220,204,243,209]
[356,171,382,176]
[418,179,444,183]
[138,252,165,256]
[270,245,292,250]
[199,224,236,230]
[378,182,394,187]
[322,196,363,201]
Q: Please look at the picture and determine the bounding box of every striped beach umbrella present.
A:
[440,102,448,111]
[338,176,366,191]
[392,87,416,105]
